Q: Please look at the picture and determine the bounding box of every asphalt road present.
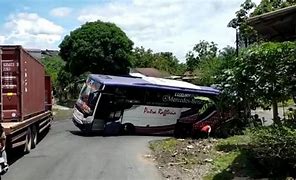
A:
[252,105,295,126]
[2,118,164,180]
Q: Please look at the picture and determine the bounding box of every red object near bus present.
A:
[201,125,211,133]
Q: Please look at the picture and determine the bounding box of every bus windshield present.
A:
[76,78,101,116]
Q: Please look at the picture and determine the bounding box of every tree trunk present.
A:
[272,99,281,125]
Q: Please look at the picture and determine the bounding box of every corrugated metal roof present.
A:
[248,5,296,23]
[248,5,296,41]
[131,68,169,78]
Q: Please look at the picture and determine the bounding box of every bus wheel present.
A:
[24,128,32,154]
[31,125,38,149]
[174,123,191,138]
[174,123,183,138]
[122,123,135,135]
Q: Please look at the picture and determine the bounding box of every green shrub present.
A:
[248,126,296,177]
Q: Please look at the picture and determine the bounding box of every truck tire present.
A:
[24,128,32,153]
[31,125,38,149]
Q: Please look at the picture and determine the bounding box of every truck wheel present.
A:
[31,126,38,149]
[24,128,32,153]
[122,123,135,135]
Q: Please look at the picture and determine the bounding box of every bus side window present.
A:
[145,90,168,106]
[125,87,145,105]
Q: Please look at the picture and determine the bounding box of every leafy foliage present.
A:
[56,69,89,101]
[194,46,237,86]
[193,57,221,86]
[217,42,296,122]
[248,126,296,177]
[228,0,258,47]
[130,46,186,75]
[252,0,296,16]
[59,20,134,76]
[41,55,65,91]
[186,40,218,71]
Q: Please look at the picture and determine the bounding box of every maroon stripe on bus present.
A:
[135,124,175,134]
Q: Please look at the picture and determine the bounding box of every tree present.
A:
[195,46,237,86]
[56,69,73,101]
[59,20,134,76]
[41,55,65,90]
[130,47,186,75]
[219,46,237,63]
[130,47,154,68]
[252,0,296,16]
[153,52,180,74]
[228,0,257,48]
[186,40,218,71]
[218,42,296,124]
[194,57,221,86]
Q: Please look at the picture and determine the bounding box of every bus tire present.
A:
[174,122,185,138]
[31,125,38,149]
[123,123,135,135]
[174,123,192,138]
[24,128,32,154]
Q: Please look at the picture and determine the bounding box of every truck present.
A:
[0,45,53,154]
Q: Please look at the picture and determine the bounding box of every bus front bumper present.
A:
[72,118,93,132]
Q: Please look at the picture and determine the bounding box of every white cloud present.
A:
[77,0,252,61]
[0,36,5,44]
[50,7,73,17]
[1,12,64,49]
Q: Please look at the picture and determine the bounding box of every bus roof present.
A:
[89,74,220,95]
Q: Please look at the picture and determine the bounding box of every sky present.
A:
[0,0,261,61]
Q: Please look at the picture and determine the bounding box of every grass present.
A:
[151,128,296,179]
[53,108,72,121]
[149,138,179,152]
[203,136,246,180]
[56,99,77,108]
[204,151,240,180]
[149,134,262,180]
[214,135,251,152]
[279,99,295,107]
[216,135,251,146]
[204,133,261,180]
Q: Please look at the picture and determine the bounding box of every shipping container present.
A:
[0,45,53,154]
[0,45,45,121]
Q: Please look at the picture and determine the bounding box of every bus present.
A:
[72,74,221,135]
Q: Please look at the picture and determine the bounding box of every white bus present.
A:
[72,74,220,135]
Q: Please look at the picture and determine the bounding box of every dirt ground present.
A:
[149,138,218,180]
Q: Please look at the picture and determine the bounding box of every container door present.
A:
[0,48,2,121]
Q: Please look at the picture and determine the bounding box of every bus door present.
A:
[93,93,125,130]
